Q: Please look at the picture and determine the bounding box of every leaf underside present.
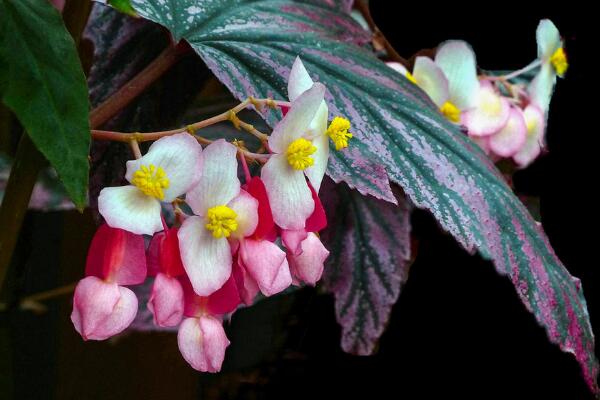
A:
[129,0,599,392]
[322,182,413,355]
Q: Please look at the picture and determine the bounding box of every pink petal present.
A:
[177,316,230,373]
[261,154,314,230]
[147,273,184,327]
[71,276,138,341]
[86,224,147,285]
[281,229,308,256]
[461,83,511,137]
[488,107,527,157]
[240,238,291,296]
[288,233,330,286]
[514,104,546,167]
[233,260,260,305]
[227,189,258,239]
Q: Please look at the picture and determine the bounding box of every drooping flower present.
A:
[146,227,186,327]
[529,19,568,113]
[98,133,202,235]
[237,176,292,297]
[288,232,330,286]
[71,224,146,340]
[487,106,527,158]
[513,104,546,167]
[176,275,239,373]
[261,82,326,230]
[179,140,259,296]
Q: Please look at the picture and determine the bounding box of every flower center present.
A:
[131,164,170,200]
[550,47,568,77]
[326,117,353,150]
[440,101,460,123]
[205,205,238,238]
[286,138,316,170]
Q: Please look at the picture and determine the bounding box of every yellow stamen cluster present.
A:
[550,47,568,77]
[286,138,316,170]
[440,101,461,123]
[205,205,238,238]
[131,164,170,200]
[405,71,418,85]
[326,117,353,150]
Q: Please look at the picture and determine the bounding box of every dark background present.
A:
[1,4,595,400]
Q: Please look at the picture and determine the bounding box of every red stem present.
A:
[89,42,190,129]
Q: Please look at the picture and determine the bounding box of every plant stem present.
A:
[0,135,46,292]
[355,0,410,68]
[89,42,190,129]
[91,97,285,143]
[0,282,77,313]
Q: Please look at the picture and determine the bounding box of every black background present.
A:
[260,5,597,400]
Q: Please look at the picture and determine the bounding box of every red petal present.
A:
[85,224,147,285]
[244,176,276,240]
[206,275,242,315]
[147,227,186,277]
[305,182,327,232]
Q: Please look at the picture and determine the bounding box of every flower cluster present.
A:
[389,19,567,167]
[71,58,350,372]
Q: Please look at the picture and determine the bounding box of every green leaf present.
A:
[0,0,91,208]
[107,0,137,17]
[130,0,599,393]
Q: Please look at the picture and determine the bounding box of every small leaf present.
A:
[0,0,91,208]
[321,183,412,355]
[130,0,599,392]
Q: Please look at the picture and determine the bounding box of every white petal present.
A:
[186,139,240,216]
[435,40,479,109]
[178,216,232,296]
[288,56,315,102]
[303,112,329,192]
[228,189,258,239]
[536,19,561,60]
[125,133,202,202]
[514,104,546,167]
[386,61,409,76]
[413,56,450,107]
[261,154,314,230]
[461,83,511,137]
[98,185,162,235]
[268,83,326,154]
[528,63,556,113]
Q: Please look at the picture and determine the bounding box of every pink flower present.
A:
[288,232,330,286]
[71,224,146,340]
[176,275,238,372]
[146,227,186,327]
[236,176,292,297]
